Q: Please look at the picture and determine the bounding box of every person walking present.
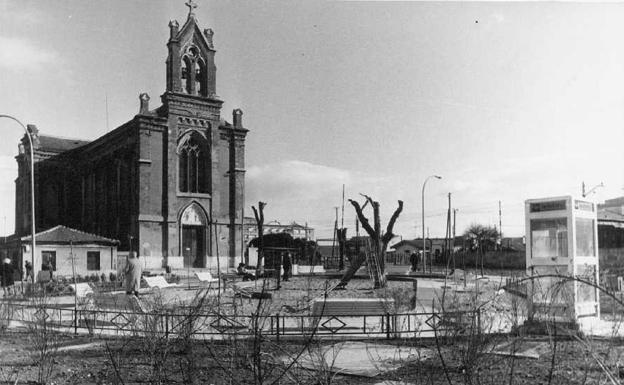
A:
[124,252,142,297]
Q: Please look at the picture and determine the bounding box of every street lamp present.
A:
[422,174,442,273]
[0,115,36,279]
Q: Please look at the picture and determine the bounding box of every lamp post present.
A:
[0,115,36,278]
[422,175,441,273]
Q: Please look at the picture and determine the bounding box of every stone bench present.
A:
[195,272,219,284]
[143,275,177,289]
[69,283,94,297]
[310,298,395,317]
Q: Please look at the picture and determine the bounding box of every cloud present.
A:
[247,160,351,204]
[0,36,58,72]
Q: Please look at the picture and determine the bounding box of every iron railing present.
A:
[9,303,481,340]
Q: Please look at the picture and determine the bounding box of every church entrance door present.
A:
[180,203,209,268]
[182,225,205,268]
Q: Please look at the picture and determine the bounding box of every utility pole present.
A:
[341,184,345,230]
[331,206,339,264]
[445,193,452,274]
[498,200,502,250]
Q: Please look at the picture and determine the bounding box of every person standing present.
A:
[282,252,292,282]
[410,251,419,272]
[124,252,142,297]
[44,260,54,280]
[24,261,33,283]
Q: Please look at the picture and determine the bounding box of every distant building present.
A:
[392,238,454,255]
[1,226,119,277]
[598,197,624,268]
[243,218,314,244]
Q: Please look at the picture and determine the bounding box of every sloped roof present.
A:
[38,135,90,153]
[391,240,423,250]
[21,225,119,245]
[598,209,624,223]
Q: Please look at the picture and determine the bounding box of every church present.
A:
[13,2,247,271]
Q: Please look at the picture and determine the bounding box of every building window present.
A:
[178,132,209,193]
[87,251,100,271]
[41,251,56,271]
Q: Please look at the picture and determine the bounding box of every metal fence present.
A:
[10,303,481,341]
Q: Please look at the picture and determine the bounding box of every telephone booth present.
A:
[525,196,600,323]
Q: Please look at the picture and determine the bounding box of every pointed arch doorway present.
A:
[180,203,209,268]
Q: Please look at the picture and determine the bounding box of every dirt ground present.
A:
[1,331,623,384]
[1,272,622,384]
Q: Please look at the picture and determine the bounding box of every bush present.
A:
[109,272,117,282]
[100,273,107,283]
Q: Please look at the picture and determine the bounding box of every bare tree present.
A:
[463,223,499,277]
[338,195,403,289]
[252,201,267,273]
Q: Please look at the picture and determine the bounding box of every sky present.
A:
[0,1,623,240]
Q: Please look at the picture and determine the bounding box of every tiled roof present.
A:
[21,225,119,245]
[38,135,90,153]
[598,209,624,223]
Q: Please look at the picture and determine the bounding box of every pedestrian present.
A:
[282,252,292,282]
[410,251,419,272]
[124,251,142,297]
[24,261,33,283]
[44,259,54,280]
[1,258,15,297]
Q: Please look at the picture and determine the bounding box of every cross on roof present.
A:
[185,0,198,15]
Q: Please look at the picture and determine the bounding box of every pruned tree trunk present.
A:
[337,196,403,289]
[251,202,266,273]
[337,228,347,270]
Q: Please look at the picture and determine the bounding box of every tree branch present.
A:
[349,199,375,238]
[381,200,404,245]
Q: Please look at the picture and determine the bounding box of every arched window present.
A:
[178,132,210,193]
[195,59,206,96]
[181,56,193,94]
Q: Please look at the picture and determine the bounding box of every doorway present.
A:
[182,225,205,268]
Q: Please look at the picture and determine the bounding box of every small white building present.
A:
[18,226,120,278]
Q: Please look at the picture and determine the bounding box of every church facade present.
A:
[14,5,247,270]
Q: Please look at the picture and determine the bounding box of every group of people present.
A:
[0,249,299,298]
[0,258,38,296]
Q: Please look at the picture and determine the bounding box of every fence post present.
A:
[276,313,280,342]
[386,313,391,340]
[74,308,78,335]
[165,313,169,339]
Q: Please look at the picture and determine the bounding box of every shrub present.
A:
[109,272,117,282]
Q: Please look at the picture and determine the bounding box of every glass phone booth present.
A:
[525,196,600,323]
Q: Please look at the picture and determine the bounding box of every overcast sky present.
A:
[1,1,623,240]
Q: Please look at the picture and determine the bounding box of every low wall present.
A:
[453,251,525,270]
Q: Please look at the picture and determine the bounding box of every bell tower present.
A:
[166,0,217,98]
